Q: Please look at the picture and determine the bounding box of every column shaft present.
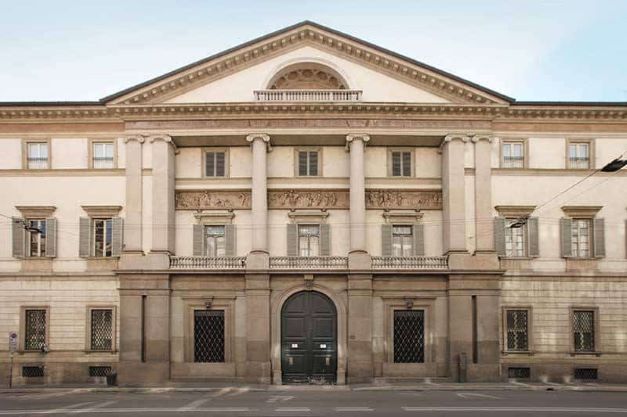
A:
[347,135,368,253]
[473,136,494,252]
[248,134,270,253]
[123,136,143,253]
[150,135,175,254]
[442,135,468,253]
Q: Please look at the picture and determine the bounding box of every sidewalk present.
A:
[2,381,627,393]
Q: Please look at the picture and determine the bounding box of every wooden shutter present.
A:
[493,217,506,256]
[402,152,411,176]
[11,217,24,258]
[193,224,205,256]
[215,152,225,177]
[79,217,92,257]
[309,151,318,176]
[224,224,236,256]
[593,218,605,258]
[381,224,393,256]
[287,224,298,257]
[320,224,330,256]
[205,152,215,177]
[111,217,124,257]
[45,218,57,258]
[560,218,573,258]
[298,152,308,176]
[527,217,539,258]
[413,223,425,256]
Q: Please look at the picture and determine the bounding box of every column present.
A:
[346,134,369,254]
[441,134,468,260]
[149,135,176,261]
[472,135,496,254]
[122,136,144,254]
[246,133,270,269]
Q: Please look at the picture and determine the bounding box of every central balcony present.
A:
[253,89,362,102]
[269,256,349,270]
[371,256,448,270]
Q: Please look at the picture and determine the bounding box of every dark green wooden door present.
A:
[281,291,337,384]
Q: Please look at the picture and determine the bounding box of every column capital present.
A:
[122,135,145,144]
[443,134,470,144]
[471,134,493,143]
[345,134,370,150]
[246,133,271,151]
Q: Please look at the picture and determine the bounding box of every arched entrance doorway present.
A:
[281,291,337,384]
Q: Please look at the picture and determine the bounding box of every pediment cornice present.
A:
[102,23,512,106]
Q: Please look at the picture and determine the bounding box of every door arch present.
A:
[281,291,337,384]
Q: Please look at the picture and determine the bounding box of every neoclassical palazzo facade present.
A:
[1,21,626,386]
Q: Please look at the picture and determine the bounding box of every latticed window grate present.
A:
[506,310,529,351]
[573,310,595,352]
[22,366,44,377]
[25,309,46,351]
[393,310,425,363]
[574,368,598,380]
[194,310,225,363]
[89,366,112,377]
[508,367,531,379]
[91,309,113,351]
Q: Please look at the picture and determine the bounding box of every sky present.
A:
[0,0,625,102]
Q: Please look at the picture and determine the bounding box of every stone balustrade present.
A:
[254,89,362,102]
[170,256,246,270]
[371,256,448,270]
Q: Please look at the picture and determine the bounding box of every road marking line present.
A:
[0,408,254,415]
[456,393,501,400]
[210,387,233,397]
[41,402,95,414]
[402,407,627,413]
[225,387,249,397]
[266,395,295,403]
[275,407,311,412]
[335,407,374,412]
[71,401,117,414]
[177,397,212,411]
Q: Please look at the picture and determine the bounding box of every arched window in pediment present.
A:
[268,63,348,90]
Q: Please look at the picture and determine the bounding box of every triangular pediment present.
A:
[103,21,512,105]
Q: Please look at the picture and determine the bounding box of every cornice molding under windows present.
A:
[561,205,602,218]
[81,205,122,218]
[494,205,536,218]
[15,205,57,218]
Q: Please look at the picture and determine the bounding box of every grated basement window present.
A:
[89,366,112,377]
[508,367,531,379]
[506,310,529,351]
[574,368,598,380]
[194,310,225,363]
[22,366,44,377]
[90,309,113,351]
[24,309,46,351]
[573,310,595,352]
[393,310,425,363]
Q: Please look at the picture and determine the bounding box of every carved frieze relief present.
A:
[175,190,251,210]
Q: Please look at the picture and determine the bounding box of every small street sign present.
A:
[8,331,17,353]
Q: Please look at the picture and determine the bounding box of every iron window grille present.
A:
[22,366,44,377]
[194,310,225,363]
[28,219,47,257]
[298,151,319,176]
[506,309,529,351]
[393,310,425,363]
[392,225,413,257]
[89,366,113,377]
[90,309,113,351]
[574,368,598,380]
[298,224,320,257]
[205,151,226,177]
[24,309,46,351]
[205,225,226,257]
[391,151,412,177]
[508,367,531,379]
[27,142,49,169]
[93,142,115,169]
[502,142,524,168]
[573,310,595,352]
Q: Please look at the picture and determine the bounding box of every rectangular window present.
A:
[205,225,226,257]
[571,219,592,258]
[90,309,113,351]
[502,142,524,168]
[568,142,590,169]
[93,142,115,169]
[205,151,226,177]
[573,310,595,352]
[504,219,526,257]
[391,151,412,177]
[393,310,425,363]
[194,310,225,363]
[297,151,319,176]
[27,142,49,169]
[93,218,113,257]
[505,309,529,351]
[298,224,320,257]
[392,225,413,257]
[27,219,47,257]
[24,309,46,351]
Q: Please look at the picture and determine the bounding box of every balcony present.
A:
[371,256,448,270]
[170,256,246,270]
[270,256,349,270]
[253,89,362,102]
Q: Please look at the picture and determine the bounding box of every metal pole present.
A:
[8,352,13,389]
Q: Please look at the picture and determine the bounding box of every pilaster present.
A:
[441,134,469,258]
[244,273,272,383]
[119,135,145,270]
[246,134,270,260]
[346,134,369,255]
[149,134,176,259]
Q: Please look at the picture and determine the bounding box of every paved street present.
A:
[1,388,627,416]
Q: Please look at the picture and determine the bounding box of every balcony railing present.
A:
[270,256,348,270]
[170,256,246,270]
[371,256,448,270]
[254,89,362,102]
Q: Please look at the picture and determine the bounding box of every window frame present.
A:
[383,298,434,366]
[89,139,117,169]
[504,218,528,258]
[20,306,50,352]
[204,224,226,257]
[184,298,234,363]
[92,218,114,258]
[23,139,51,170]
[500,139,527,169]
[570,218,593,259]
[85,306,117,352]
[502,307,533,354]
[294,148,322,177]
[570,307,600,355]
[297,223,321,257]
[387,148,414,177]
[392,308,426,364]
[566,139,594,170]
[391,224,414,257]
[203,148,229,178]
[24,218,47,258]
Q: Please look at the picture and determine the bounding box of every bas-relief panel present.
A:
[175,189,442,210]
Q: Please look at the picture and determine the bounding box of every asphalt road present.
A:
[1,388,627,416]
